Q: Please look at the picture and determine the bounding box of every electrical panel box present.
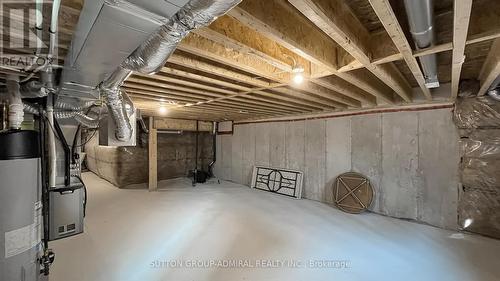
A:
[48,185,85,241]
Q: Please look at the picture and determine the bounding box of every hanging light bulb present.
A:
[283,54,306,85]
[293,72,304,84]
[291,61,305,85]
[158,106,168,115]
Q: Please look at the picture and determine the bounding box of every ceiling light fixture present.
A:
[285,55,305,85]
[158,106,168,115]
[292,72,304,84]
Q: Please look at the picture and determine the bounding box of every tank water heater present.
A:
[0,130,42,281]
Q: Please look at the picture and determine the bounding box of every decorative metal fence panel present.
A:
[251,166,303,199]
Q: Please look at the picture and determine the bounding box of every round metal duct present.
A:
[333,172,374,214]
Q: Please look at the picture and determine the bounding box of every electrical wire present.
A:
[72,174,87,217]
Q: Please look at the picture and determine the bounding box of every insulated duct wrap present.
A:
[74,112,100,128]
[122,0,242,74]
[23,103,101,128]
[453,96,500,238]
[100,0,241,142]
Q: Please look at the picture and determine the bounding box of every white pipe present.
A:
[35,0,44,53]
[47,94,57,187]
[5,75,24,130]
[48,0,61,61]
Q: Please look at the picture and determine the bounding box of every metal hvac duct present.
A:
[487,75,500,101]
[403,0,440,88]
[99,0,242,142]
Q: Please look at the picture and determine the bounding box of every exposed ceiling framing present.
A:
[1,0,499,121]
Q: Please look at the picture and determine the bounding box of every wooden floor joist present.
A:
[228,0,392,104]
[126,84,308,114]
[179,33,290,83]
[193,15,308,74]
[478,38,500,96]
[367,0,432,101]
[451,0,473,99]
[25,0,499,122]
[288,0,412,103]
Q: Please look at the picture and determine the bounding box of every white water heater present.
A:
[0,130,42,281]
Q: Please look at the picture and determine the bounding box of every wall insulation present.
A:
[454,96,500,239]
[214,108,460,230]
[85,131,213,187]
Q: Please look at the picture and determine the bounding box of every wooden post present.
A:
[148,116,158,191]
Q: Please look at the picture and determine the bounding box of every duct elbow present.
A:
[488,88,500,102]
[101,85,133,142]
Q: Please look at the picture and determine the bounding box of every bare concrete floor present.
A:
[50,172,500,281]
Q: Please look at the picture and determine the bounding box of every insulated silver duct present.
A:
[404,0,439,88]
[23,103,102,128]
[487,75,500,101]
[73,112,101,128]
[100,0,241,142]
[21,81,47,98]
[55,100,96,111]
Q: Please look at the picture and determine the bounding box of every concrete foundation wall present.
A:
[214,108,460,229]
[85,132,214,188]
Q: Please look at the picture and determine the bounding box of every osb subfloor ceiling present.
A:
[3,0,500,121]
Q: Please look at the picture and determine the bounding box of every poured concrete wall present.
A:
[214,108,460,230]
[86,131,213,188]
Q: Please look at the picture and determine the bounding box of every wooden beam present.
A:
[312,75,377,106]
[478,39,500,96]
[126,87,301,115]
[179,33,289,83]
[133,98,277,119]
[128,92,195,104]
[132,73,235,96]
[228,0,340,70]
[294,82,361,108]
[366,0,431,100]
[123,84,208,103]
[363,0,500,68]
[270,87,344,109]
[126,78,225,98]
[288,0,411,102]
[130,73,321,111]
[148,117,157,191]
[229,0,393,103]
[194,15,310,73]
[126,78,313,112]
[344,29,500,70]
[166,53,327,110]
[451,0,473,99]
[163,58,352,108]
[168,53,273,88]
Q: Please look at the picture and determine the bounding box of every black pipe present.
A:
[38,103,49,250]
[193,121,199,186]
[208,122,217,178]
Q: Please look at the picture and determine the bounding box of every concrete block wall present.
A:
[86,131,214,188]
[214,108,460,230]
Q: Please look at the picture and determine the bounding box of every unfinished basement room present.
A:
[2,0,500,280]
